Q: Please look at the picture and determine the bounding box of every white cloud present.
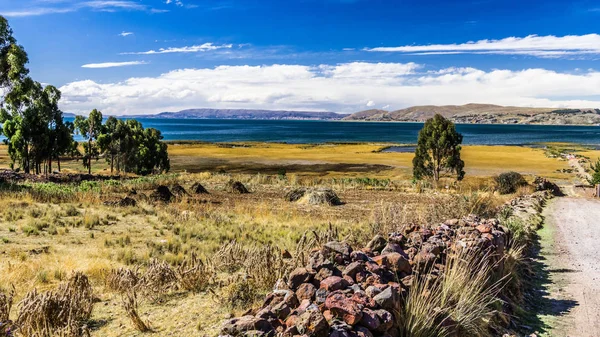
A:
[165,0,184,6]
[366,100,375,107]
[58,62,600,115]
[365,34,600,58]
[0,1,166,17]
[119,31,134,37]
[122,43,234,55]
[81,61,149,68]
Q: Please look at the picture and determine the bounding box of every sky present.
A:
[1,0,600,115]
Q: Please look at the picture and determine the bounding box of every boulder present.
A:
[221,316,274,336]
[295,309,329,337]
[288,268,315,290]
[324,241,352,260]
[325,292,363,325]
[320,276,349,292]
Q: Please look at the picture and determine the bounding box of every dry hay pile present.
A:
[150,185,174,202]
[191,182,209,194]
[104,196,137,207]
[15,272,94,337]
[171,184,189,198]
[0,287,14,333]
[227,181,249,194]
[286,188,342,206]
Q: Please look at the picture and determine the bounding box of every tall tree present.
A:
[413,114,465,181]
[97,116,122,174]
[74,109,103,174]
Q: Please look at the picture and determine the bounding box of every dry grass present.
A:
[15,272,94,337]
[0,159,537,336]
[398,249,505,337]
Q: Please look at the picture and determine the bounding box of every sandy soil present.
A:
[543,197,600,337]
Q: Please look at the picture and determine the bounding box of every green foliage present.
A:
[0,16,76,174]
[74,109,103,174]
[589,158,600,185]
[97,118,169,175]
[495,171,527,194]
[413,114,465,181]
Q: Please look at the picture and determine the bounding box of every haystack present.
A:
[171,184,188,198]
[227,181,249,194]
[150,185,173,202]
[191,182,209,194]
[287,187,342,206]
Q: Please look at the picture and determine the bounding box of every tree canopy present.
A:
[0,15,169,176]
[413,114,465,181]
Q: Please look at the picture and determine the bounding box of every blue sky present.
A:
[1,0,600,115]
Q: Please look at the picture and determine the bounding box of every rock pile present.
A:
[221,214,510,337]
[533,177,562,196]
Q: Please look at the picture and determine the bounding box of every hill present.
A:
[343,103,600,125]
[129,109,344,120]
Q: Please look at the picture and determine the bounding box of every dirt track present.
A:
[543,197,600,336]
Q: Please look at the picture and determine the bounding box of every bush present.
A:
[495,172,527,194]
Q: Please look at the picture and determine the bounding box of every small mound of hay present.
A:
[171,184,188,198]
[191,182,209,194]
[290,188,342,206]
[227,181,249,194]
[285,188,308,202]
[150,185,173,203]
[119,197,137,207]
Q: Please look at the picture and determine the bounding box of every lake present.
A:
[115,119,600,145]
[4,118,598,145]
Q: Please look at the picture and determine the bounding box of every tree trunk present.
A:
[57,157,61,172]
[88,137,92,175]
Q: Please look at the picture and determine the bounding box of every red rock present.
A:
[476,223,493,234]
[343,261,364,278]
[288,268,315,290]
[323,309,334,321]
[286,315,299,328]
[296,283,317,301]
[325,292,364,325]
[351,292,376,308]
[295,309,329,337]
[356,326,374,337]
[382,253,412,274]
[320,276,348,291]
[359,308,381,330]
[343,275,355,286]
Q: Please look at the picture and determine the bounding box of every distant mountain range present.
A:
[65,104,600,125]
[127,109,344,120]
[343,103,600,125]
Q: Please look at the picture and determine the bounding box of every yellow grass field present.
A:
[0,142,574,179]
[167,143,573,179]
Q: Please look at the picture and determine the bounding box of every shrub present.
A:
[495,172,527,194]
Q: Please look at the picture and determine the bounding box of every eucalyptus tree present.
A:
[74,109,103,174]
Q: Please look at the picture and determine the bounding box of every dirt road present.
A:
[542,197,600,336]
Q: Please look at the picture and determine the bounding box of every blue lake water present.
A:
[112,119,600,145]
[5,118,599,145]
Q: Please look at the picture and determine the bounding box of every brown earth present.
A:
[542,197,600,337]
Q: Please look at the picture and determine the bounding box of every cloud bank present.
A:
[122,43,234,55]
[366,34,600,58]
[81,61,149,68]
[58,62,600,115]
